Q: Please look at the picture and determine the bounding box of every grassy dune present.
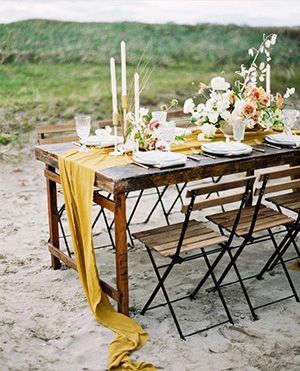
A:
[0,20,299,144]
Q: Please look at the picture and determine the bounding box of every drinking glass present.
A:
[232,118,246,142]
[158,121,176,151]
[152,111,167,123]
[282,109,300,136]
[75,115,91,152]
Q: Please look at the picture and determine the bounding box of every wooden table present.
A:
[35,142,300,316]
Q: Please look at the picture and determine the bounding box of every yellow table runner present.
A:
[58,151,156,371]
[57,129,273,370]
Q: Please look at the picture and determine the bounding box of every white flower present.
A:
[210,76,230,91]
[265,39,271,48]
[183,98,195,114]
[105,125,112,134]
[271,34,277,45]
[139,107,149,117]
[196,103,205,112]
[217,99,230,113]
[220,110,231,121]
[248,48,254,57]
[259,62,265,70]
[208,111,219,124]
[200,123,217,137]
[284,87,295,99]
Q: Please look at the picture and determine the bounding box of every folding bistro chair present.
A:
[191,170,299,319]
[255,165,300,276]
[133,175,257,339]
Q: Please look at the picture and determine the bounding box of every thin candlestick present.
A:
[121,41,127,97]
[266,64,271,106]
[134,72,140,124]
[110,57,118,114]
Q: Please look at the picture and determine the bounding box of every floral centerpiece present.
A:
[125,99,183,151]
[183,33,296,140]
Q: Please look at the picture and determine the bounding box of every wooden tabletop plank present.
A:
[35,143,300,194]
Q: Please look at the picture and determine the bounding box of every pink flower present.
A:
[148,120,160,131]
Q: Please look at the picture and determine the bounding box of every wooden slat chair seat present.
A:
[207,205,294,237]
[266,192,300,213]
[133,176,259,339]
[186,173,299,320]
[133,219,227,257]
[254,165,300,275]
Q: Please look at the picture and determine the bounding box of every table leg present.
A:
[46,165,61,270]
[114,192,129,315]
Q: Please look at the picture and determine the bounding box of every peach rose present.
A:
[242,103,257,118]
[276,93,284,109]
[148,120,160,131]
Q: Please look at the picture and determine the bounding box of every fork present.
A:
[254,139,282,150]
[191,148,216,159]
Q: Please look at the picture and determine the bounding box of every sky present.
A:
[0,0,299,27]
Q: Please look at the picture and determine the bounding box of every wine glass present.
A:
[282,109,300,136]
[152,111,167,123]
[75,115,91,152]
[158,121,176,151]
[232,118,246,142]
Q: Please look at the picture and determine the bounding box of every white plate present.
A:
[202,142,252,155]
[81,135,123,147]
[134,151,185,164]
[265,134,300,147]
[133,151,186,166]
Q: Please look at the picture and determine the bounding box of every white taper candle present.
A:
[134,72,139,124]
[110,57,118,113]
[121,41,127,97]
[266,64,271,104]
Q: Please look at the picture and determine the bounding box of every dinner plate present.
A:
[133,151,187,167]
[265,134,300,147]
[134,151,185,164]
[201,142,252,156]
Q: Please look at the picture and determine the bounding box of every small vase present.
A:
[219,120,233,142]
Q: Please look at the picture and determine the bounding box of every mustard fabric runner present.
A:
[57,129,274,370]
[58,151,156,371]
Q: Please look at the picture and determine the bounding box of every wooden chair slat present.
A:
[258,165,300,181]
[266,192,300,213]
[37,123,75,134]
[39,135,79,145]
[182,192,245,213]
[186,176,256,198]
[133,220,199,239]
[254,179,300,196]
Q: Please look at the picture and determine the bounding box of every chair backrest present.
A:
[36,110,191,145]
[167,110,191,128]
[182,176,256,213]
[254,165,300,197]
[36,118,114,145]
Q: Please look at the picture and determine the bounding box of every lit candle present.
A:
[266,64,271,105]
[121,41,127,99]
[110,57,118,114]
[134,72,139,124]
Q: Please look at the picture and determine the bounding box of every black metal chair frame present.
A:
[140,177,257,339]
[191,174,300,319]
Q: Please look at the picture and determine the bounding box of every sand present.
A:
[1,137,300,371]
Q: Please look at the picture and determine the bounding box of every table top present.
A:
[35,142,300,194]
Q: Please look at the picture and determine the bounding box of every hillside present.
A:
[0,20,299,144]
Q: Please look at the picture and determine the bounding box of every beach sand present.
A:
[1,139,300,371]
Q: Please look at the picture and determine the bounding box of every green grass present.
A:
[0,20,299,144]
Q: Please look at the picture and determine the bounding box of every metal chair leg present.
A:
[144,186,169,224]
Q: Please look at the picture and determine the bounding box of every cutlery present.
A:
[251,146,265,153]
[254,139,282,150]
[131,161,149,170]
[192,150,216,160]
[187,155,202,162]
[72,141,82,147]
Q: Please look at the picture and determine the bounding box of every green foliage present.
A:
[0,20,299,144]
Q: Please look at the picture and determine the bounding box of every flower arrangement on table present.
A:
[124,99,184,151]
[183,33,296,140]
